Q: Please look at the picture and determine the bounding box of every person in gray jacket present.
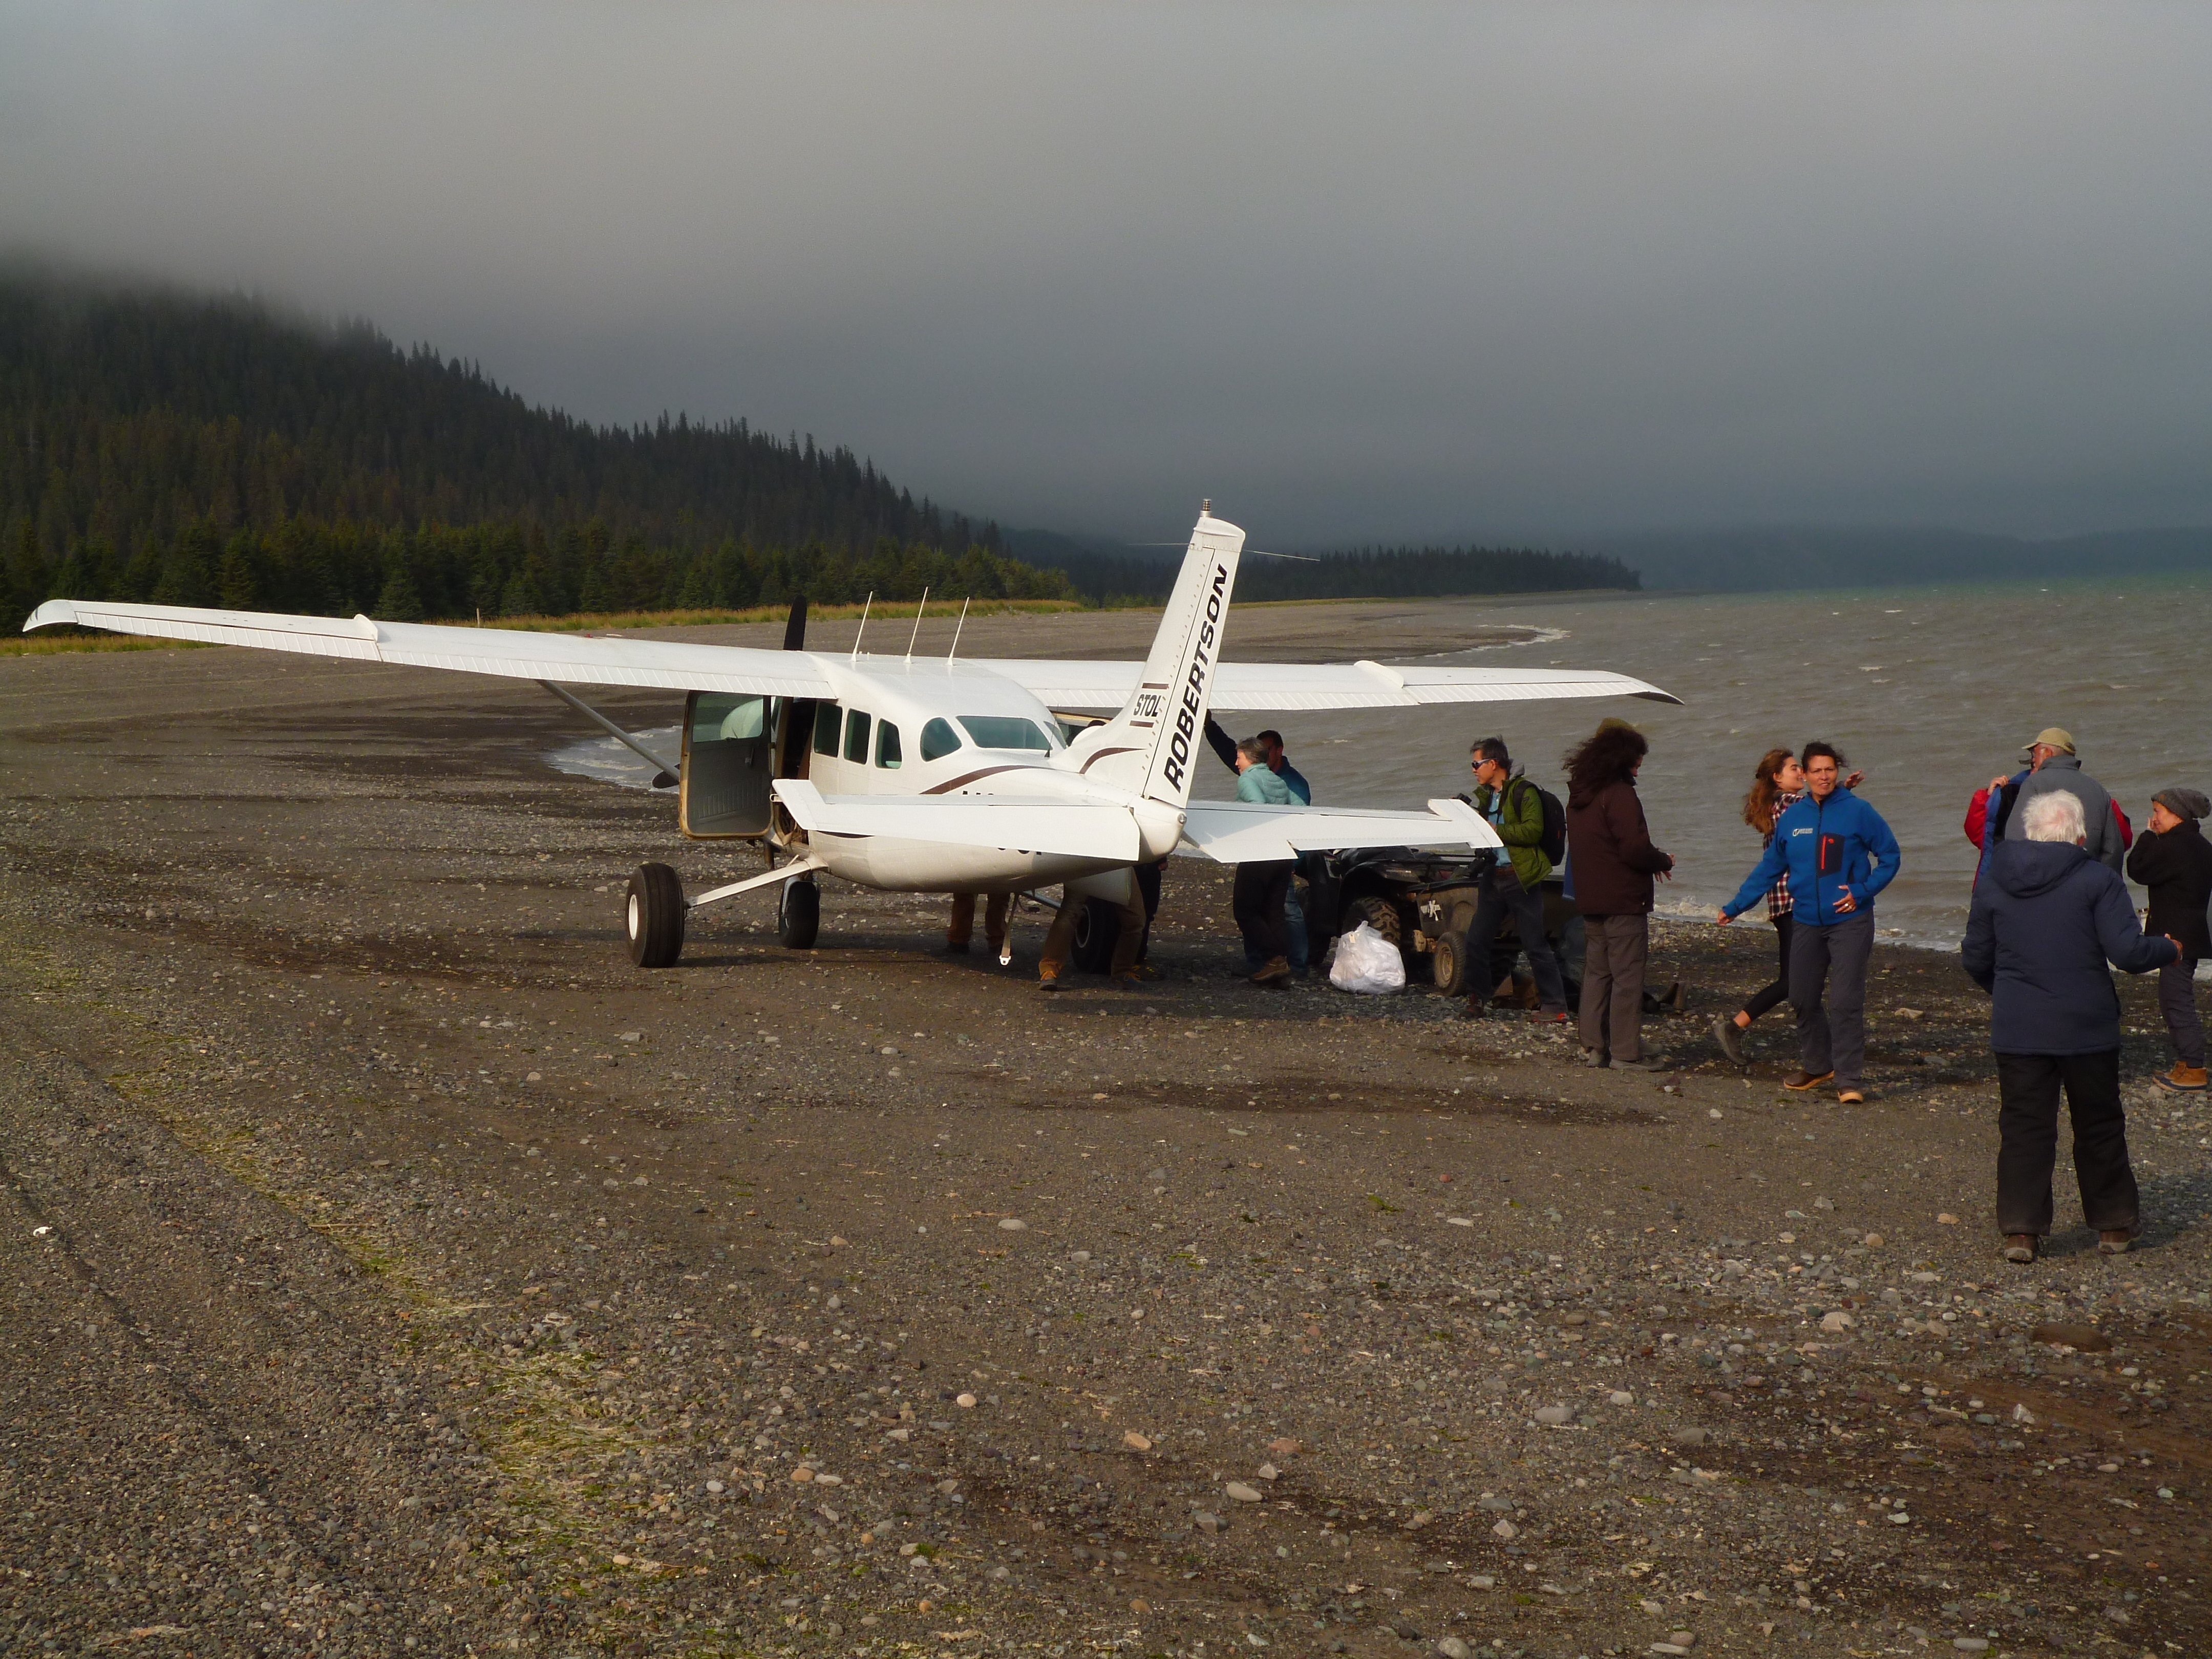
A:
[1987,727,2126,875]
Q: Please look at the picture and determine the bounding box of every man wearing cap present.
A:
[1986,728,2128,875]
[2127,787,2212,1091]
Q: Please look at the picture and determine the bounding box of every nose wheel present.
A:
[625,863,686,967]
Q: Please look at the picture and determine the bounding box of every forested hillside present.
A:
[0,270,1063,626]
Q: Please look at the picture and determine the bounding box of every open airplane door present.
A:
[679,692,776,838]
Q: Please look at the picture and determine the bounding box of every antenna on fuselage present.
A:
[850,592,874,662]
[948,596,970,662]
[904,587,929,664]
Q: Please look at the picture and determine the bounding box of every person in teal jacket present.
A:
[1231,738,1295,986]
[1719,742,1901,1101]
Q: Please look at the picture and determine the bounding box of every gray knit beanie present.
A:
[2154,788,2211,822]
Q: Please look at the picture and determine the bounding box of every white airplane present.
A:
[25,506,1676,970]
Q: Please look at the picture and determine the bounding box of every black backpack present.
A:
[1510,775,1568,865]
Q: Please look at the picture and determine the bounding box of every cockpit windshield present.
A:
[956,716,1057,752]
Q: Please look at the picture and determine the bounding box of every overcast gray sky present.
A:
[5,3,2210,544]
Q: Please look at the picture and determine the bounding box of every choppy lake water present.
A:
[1234,572,2208,950]
[550,572,2209,951]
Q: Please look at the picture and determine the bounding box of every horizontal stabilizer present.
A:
[969,657,1679,711]
[1180,797,1502,863]
[774,780,1140,862]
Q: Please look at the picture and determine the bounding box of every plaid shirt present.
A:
[1764,789,1805,920]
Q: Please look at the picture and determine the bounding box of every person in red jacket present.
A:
[1562,720,1674,1070]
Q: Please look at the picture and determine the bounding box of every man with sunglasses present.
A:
[1463,737,1570,1022]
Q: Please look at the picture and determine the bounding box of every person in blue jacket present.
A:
[1718,742,1900,1102]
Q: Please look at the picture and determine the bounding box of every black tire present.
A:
[1070,897,1121,974]
[777,878,820,950]
[1430,928,1470,996]
[625,863,686,968]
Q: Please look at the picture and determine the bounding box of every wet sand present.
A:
[4,614,2210,1657]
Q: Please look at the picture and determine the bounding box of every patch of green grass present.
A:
[1,631,219,657]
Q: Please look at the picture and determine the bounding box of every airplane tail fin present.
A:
[1113,506,1245,808]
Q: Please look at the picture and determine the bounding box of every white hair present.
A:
[2021,789,2086,845]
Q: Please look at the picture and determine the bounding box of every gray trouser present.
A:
[2160,958,2204,1068]
[1580,913,1649,1062]
[1789,909,1874,1085]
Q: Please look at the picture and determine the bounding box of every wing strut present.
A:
[538,681,678,786]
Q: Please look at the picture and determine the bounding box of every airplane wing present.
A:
[1179,797,1502,863]
[21,600,838,699]
[969,657,1679,711]
[773,780,1140,862]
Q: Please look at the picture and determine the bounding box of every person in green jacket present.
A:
[1463,736,1568,1020]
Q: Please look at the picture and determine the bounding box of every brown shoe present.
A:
[1038,962,1064,992]
[2097,1228,2138,1256]
[1782,1069,1835,1091]
[2003,1235,2038,1265]
[1251,956,1292,988]
[2155,1064,2208,1093]
[1836,1086,1866,1105]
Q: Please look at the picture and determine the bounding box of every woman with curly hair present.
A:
[1562,719,1674,1070]
[1713,748,1804,1067]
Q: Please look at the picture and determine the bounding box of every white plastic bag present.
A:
[1327,921,1406,994]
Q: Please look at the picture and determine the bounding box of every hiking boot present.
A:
[1782,1069,1835,1091]
[1609,1054,1668,1072]
[1579,1047,1606,1068]
[1038,963,1064,992]
[1535,1006,1571,1023]
[2097,1228,2138,1256]
[1660,980,1687,1014]
[2155,1063,2208,1092]
[1461,997,1487,1020]
[2002,1235,2038,1265]
[1251,956,1292,988]
[943,938,972,954]
[1712,1016,1747,1068]
[1836,1085,1866,1105]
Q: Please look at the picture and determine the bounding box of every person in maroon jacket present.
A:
[1563,720,1675,1070]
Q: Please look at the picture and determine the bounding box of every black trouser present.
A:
[1995,1049,2138,1238]
[1466,865,1567,1011]
[1740,912,1796,1022]
[2159,958,2203,1068]
[1134,858,1163,963]
[1232,861,1292,963]
[1789,910,1873,1084]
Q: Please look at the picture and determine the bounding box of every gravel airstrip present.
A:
[3,604,2209,1658]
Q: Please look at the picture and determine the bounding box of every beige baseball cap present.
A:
[2022,726,2075,757]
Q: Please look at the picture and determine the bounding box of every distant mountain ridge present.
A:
[1005,529,1639,604]
[1588,525,2212,591]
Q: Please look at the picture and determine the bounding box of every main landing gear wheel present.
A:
[626,862,686,968]
[777,877,820,950]
[1070,897,1121,974]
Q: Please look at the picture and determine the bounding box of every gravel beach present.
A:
[5,611,2209,1658]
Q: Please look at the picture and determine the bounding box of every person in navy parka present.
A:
[1964,788,2179,1263]
[1719,742,1901,1102]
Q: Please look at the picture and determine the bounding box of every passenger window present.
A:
[844,708,873,763]
[876,722,902,768]
[813,702,843,756]
[920,717,963,762]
